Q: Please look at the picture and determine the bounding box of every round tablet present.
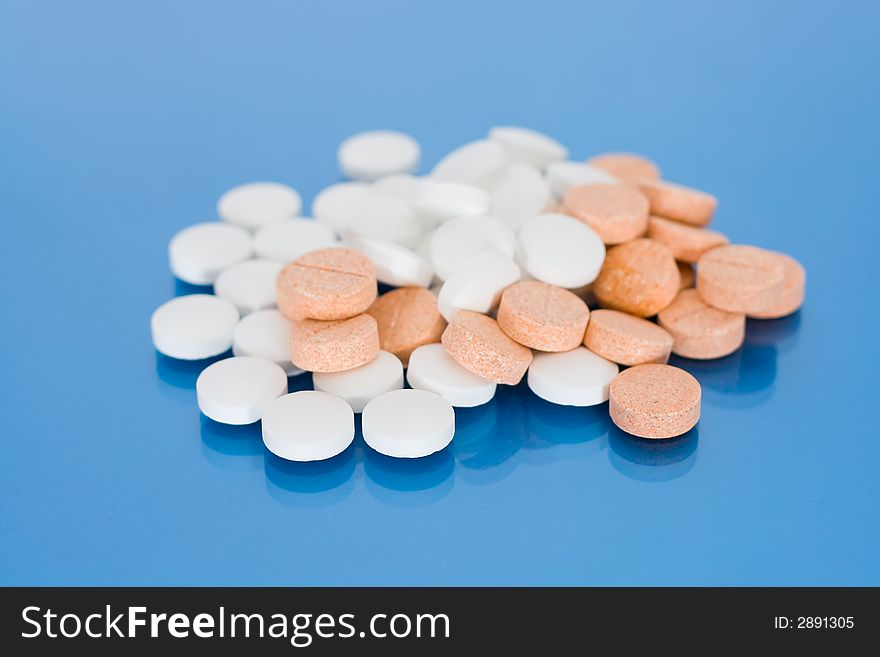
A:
[262,391,355,461]
[496,281,589,352]
[339,190,422,248]
[313,350,404,413]
[491,162,555,230]
[658,289,745,359]
[436,251,521,322]
[253,219,338,263]
[431,139,508,189]
[441,310,533,385]
[151,294,240,360]
[214,259,283,315]
[196,356,288,425]
[563,183,650,244]
[413,180,491,221]
[347,235,433,288]
[232,309,303,376]
[290,314,380,373]
[593,238,680,317]
[583,308,674,366]
[429,215,516,281]
[587,153,661,183]
[311,181,371,232]
[362,389,455,458]
[637,179,717,226]
[373,173,422,203]
[609,364,701,439]
[517,213,605,288]
[545,161,619,199]
[696,244,785,314]
[338,130,420,182]
[407,343,497,407]
[528,347,619,406]
[647,216,728,263]
[218,182,302,231]
[488,126,568,170]
[168,222,253,285]
[748,252,806,319]
[367,287,447,366]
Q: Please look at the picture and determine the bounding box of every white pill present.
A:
[151,294,240,360]
[338,130,420,182]
[232,309,303,377]
[362,389,455,458]
[527,347,619,406]
[518,213,605,288]
[373,173,422,203]
[491,162,555,231]
[253,218,338,263]
[488,126,568,170]
[312,350,404,413]
[413,180,490,221]
[214,259,282,316]
[429,215,516,281]
[196,356,288,425]
[168,222,253,285]
[437,251,521,322]
[312,181,371,232]
[262,391,355,461]
[347,235,433,287]
[545,161,619,199]
[407,343,496,407]
[339,190,422,248]
[431,139,509,189]
[218,182,302,231]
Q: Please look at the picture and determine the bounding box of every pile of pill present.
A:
[151,127,806,462]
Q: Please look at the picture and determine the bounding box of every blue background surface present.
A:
[2,0,878,585]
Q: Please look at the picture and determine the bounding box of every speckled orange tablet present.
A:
[648,215,728,263]
[496,281,589,352]
[637,180,717,226]
[441,310,533,385]
[609,364,701,439]
[697,244,785,314]
[587,152,661,183]
[658,289,745,359]
[562,183,649,244]
[277,247,377,321]
[290,314,379,372]
[367,286,446,366]
[592,238,680,317]
[583,309,673,366]
[678,262,695,289]
[749,252,806,319]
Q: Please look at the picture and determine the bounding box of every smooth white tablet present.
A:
[362,389,455,458]
[168,222,253,285]
[232,309,303,376]
[528,347,619,406]
[347,235,433,288]
[313,350,404,413]
[518,213,605,288]
[312,181,371,232]
[428,215,516,281]
[545,161,619,199]
[491,162,555,231]
[338,130,420,181]
[373,173,422,203]
[436,251,521,322]
[431,139,508,189]
[196,356,288,425]
[253,218,338,263]
[214,259,282,315]
[413,180,491,222]
[339,190,422,248]
[488,126,568,170]
[262,391,355,461]
[151,294,240,360]
[407,344,496,407]
[218,182,302,231]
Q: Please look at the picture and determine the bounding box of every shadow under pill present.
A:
[452,400,521,485]
[286,371,314,393]
[155,350,230,392]
[174,278,213,297]
[523,395,611,459]
[744,311,802,352]
[199,414,264,471]
[263,444,358,507]
[608,424,699,483]
[363,443,455,506]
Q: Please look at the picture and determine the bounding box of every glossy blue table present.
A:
[2,0,878,585]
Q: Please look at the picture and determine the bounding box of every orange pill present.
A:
[562,183,649,244]
[658,289,745,359]
[290,314,379,373]
[749,252,806,319]
[697,244,785,314]
[367,286,447,367]
[592,238,680,317]
[496,280,589,352]
[637,179,717,226]
[441,310,533,385]
[587,152,661,183]
[583,308,673,366]
[648,215,728,263]
[609,364,701,439]
[678,262,695,290]
[277,247,377,321]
